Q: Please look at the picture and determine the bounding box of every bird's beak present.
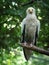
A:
[29,9,33,14]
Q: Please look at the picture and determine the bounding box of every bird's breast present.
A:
[25,20,37,43]
[25,20,36,37]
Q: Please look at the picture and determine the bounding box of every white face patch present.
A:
[26,7,35,15]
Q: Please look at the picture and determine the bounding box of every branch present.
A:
[21,0,35,6]
[19,43,49,56]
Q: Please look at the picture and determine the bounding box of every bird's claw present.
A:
[30,43,32,47]
[24,42,27,46]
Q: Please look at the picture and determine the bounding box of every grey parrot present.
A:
[21,7,40,60]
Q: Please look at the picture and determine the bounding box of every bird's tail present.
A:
[23,48,32,61]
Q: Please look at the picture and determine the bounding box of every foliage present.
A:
[0,0,49,65]
[0,48,49,65]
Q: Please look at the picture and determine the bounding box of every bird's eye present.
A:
[28,9,30,12]
[32,9,33,11]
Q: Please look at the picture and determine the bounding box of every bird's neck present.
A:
[26,14,37,20]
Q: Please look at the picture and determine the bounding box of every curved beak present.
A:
[29,9,33,14]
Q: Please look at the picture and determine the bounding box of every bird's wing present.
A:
[21,18,26,34]
[36,20,40,36]
[20,18,26,43]
[34,20,40,45]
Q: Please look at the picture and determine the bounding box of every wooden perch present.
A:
[19,43,49,56]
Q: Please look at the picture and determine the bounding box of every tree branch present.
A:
[21,0,35,6]
[19,43,49,56]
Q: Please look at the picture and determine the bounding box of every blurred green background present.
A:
[0,0,49,65]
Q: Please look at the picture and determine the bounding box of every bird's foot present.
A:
[24,42,27,46]
[30,43,33,47]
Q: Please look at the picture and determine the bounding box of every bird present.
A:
[20,7,40,61]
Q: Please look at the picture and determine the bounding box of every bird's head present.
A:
[26,7,35,15]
